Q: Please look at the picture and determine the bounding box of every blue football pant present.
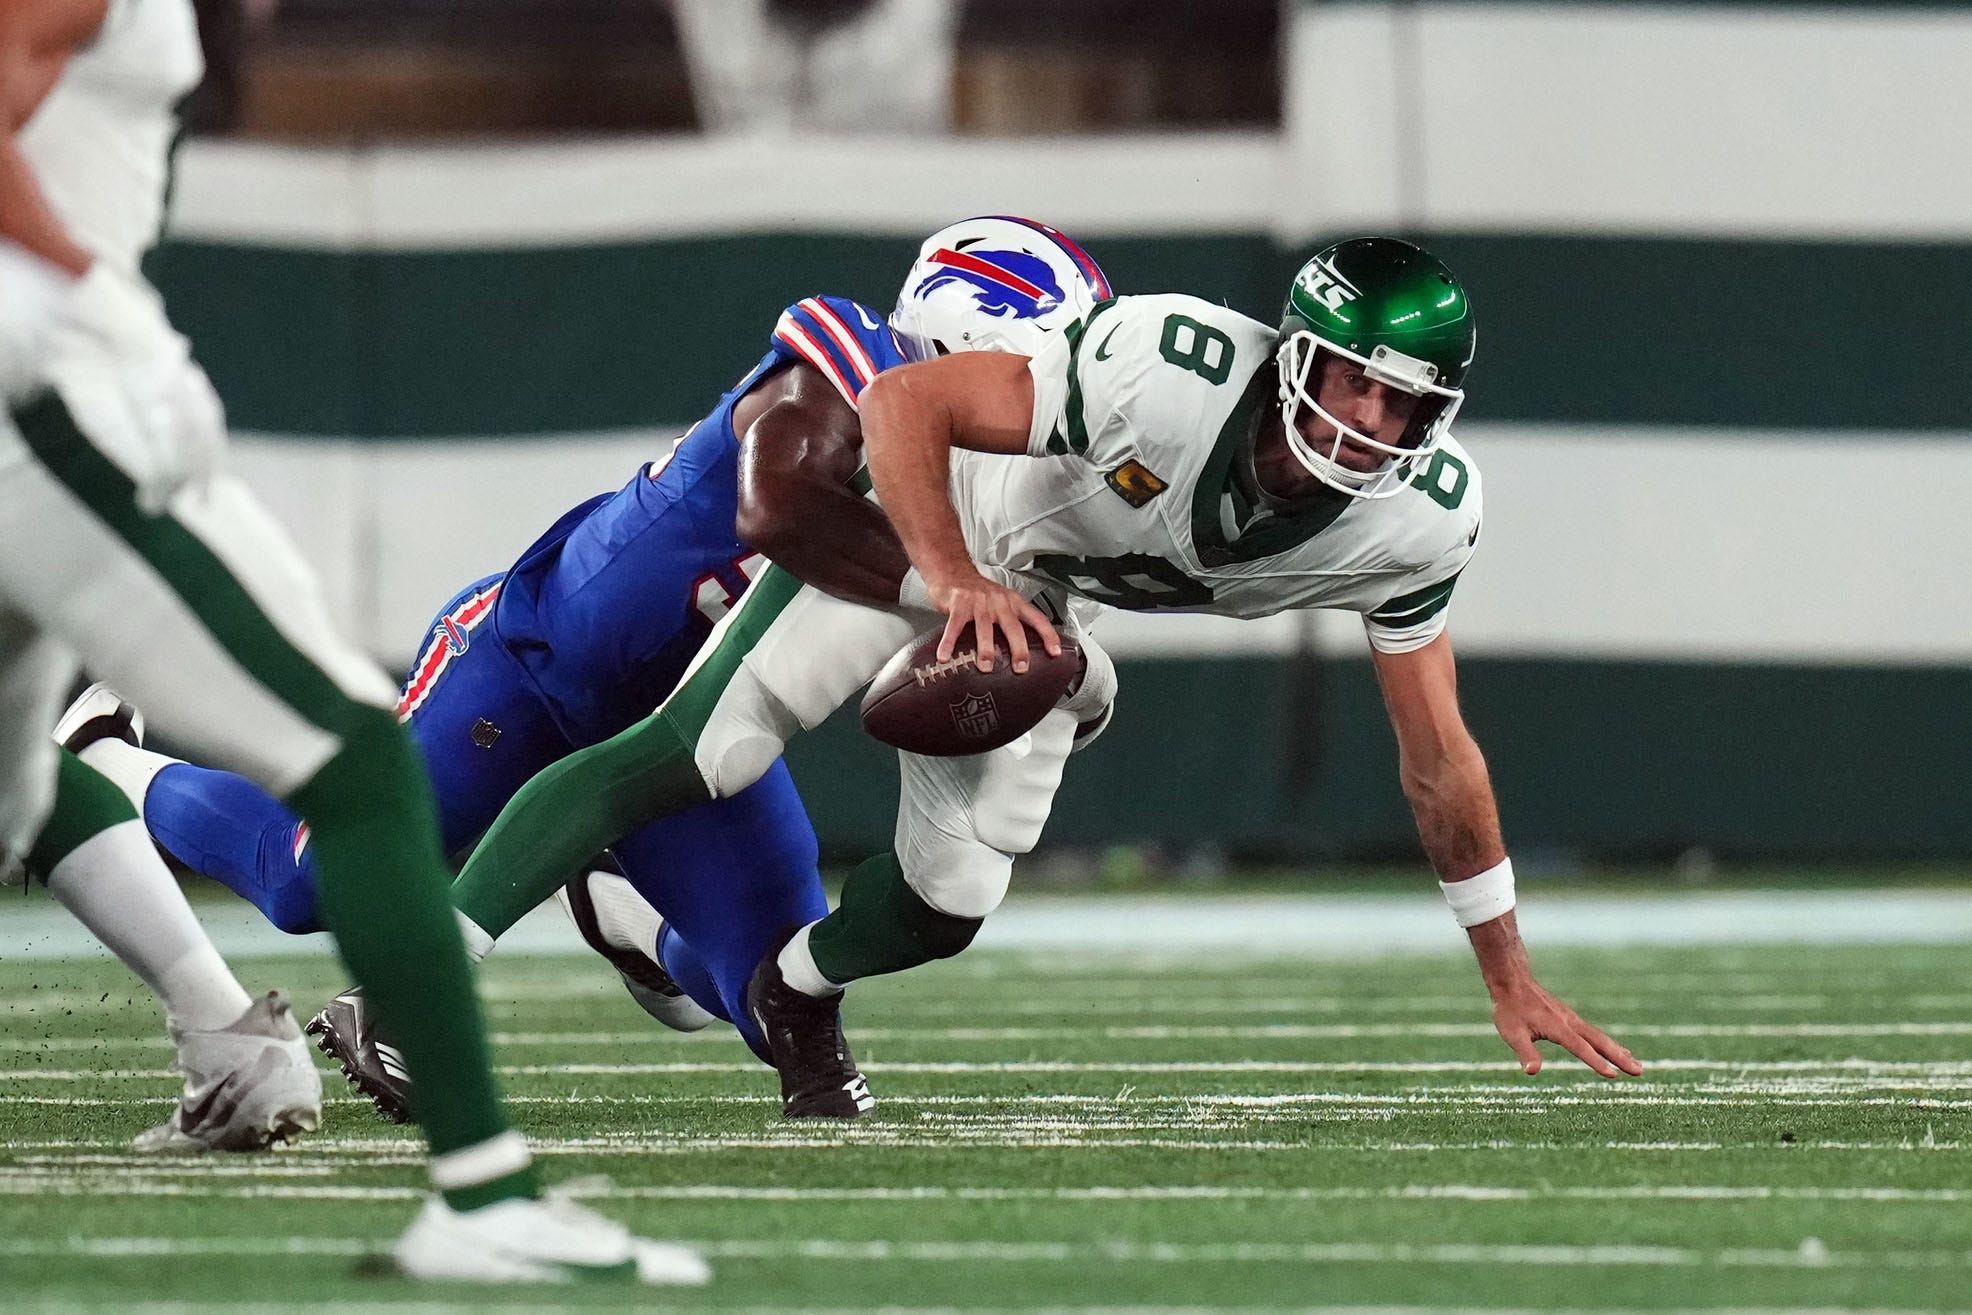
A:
[143,575,825,1058]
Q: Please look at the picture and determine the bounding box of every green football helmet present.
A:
[1276,237,1476,499]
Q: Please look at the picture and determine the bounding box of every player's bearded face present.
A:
[1298,353,1422,473]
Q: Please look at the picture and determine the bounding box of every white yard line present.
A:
[7,1135,1957,1156]
[13,889,1972,961]
[19,1309,1972,1315]
[3,1234,1969,1271]
[4,1169,1969,1206]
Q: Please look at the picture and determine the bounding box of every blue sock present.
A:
[145,763,324,934]
[655,922,730,1025]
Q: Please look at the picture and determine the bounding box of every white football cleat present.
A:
[136,991,324,1152]
[393,1192,711,1285]
[53,682,173,808]
[53,682,145,754]
[556,871,715,1032]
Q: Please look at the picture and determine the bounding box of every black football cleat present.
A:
[305,987,414,1124]
[744,935,876,1120]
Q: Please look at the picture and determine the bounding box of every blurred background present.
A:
[150,0,1971,878]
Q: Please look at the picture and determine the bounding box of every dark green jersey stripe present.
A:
[1051,298,1118,457]
[1369,572,1460,626]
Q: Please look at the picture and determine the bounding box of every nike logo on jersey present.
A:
[1093,325,1121,361]
[855,305,881,331]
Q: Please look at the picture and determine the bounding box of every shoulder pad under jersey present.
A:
[771,296,911,408]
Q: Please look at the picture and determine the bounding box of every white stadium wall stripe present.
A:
[167,5,1972,250]
[225,430,1972,667]
[1281,3,1972,242]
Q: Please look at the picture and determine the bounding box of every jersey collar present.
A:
[1189,365,1351,566]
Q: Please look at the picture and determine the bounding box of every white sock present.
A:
[776,922,842,998]
[46,821,253,1033]
[584,870,663,957]
[74,737,176,813]
[430,1129,534,1197]
[455,910,496,964]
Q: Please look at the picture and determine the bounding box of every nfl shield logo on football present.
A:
[951,691,1001,740]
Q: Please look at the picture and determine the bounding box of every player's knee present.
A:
[700,732,783,800]
[901,840,1013,922]
[261,877,325,935]
[693,668,795,798]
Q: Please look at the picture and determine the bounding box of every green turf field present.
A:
[3,938,1969,1314]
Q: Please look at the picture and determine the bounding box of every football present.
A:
[860,622,1081,757]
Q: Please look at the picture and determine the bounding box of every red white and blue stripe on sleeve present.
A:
[771,296,909,409]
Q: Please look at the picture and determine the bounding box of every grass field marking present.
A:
[31,1308,1972,1315]
[869,1022,1972,1040]
[17,1055,1972,1085]
[689,1238,1972,1270]
[0,1069,175,1081]
[9,1169,1972,1206]
[6,1234,1971,1271]
[7,1134,1958,1157]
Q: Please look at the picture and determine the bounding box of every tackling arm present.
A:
[858,352,1061,670]
[1372,634,1642,1079]
[732,361,912,610]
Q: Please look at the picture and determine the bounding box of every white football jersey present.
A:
[949,294,1483,653]
[19,0,203,278]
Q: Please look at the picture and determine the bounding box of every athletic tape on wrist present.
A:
[1439,857,1515,928]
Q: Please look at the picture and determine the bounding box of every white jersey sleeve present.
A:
[1024,296,1248,470]
[1360,446,1484,654]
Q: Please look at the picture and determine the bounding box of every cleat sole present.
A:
[306,1015,414,1125]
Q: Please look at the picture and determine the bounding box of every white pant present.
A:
[671,566,1077,919]
[0,386,397,870]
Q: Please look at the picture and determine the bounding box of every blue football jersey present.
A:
[493,296,910,745]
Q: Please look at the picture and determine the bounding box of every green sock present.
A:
[293,711,537,1204]
[450,710,711,939]
[27,749,137,878]
[807,851,983,985]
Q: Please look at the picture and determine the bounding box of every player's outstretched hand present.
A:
[1489,978,1643,1079]
[930,570,1061,673]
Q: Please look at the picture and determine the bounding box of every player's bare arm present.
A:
[0,0,103,274]
[1372,633,1643,1079]
[733,361,913,610]
[859,350,1062,671]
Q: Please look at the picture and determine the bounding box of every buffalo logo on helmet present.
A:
[950,691,1002,741]
[917,246,1068,322]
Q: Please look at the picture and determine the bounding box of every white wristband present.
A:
[1439,857,1515,928]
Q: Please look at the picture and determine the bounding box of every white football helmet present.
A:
[890,216,1112,361]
